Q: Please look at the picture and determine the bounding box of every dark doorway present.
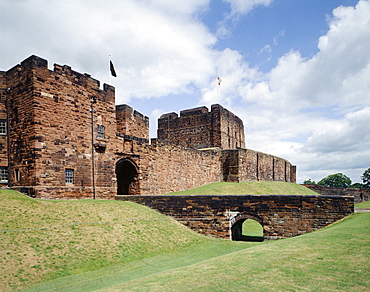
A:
[116,159,139,195]
[231,218,264,242]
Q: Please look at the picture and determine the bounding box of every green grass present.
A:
[2,190,246,291]
[242,219,263,237]
[1,189,369,291]
[28,212,370,292]
[163,181,319,196]
[355,201,370,209]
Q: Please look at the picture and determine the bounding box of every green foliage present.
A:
[349,182,365,189]
[361,167,370,188]
[317,173,351,188]
[303,179,316,185]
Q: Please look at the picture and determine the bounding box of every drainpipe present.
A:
[5,87,11,189]
[91,96,97,199]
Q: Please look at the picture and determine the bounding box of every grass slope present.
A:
[2,185,369,291]
[1,190,252,291]
[164,181,319,196]
[29,212,370,292]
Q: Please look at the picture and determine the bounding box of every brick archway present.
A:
[116,158,139,195]
[230,214,264,241]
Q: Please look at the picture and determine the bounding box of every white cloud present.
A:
[200,0,370,182]
[0,0,216,103]
[1,0,369,184]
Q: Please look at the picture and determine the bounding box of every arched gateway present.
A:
[230,214,264,241]
[116,158,139,195]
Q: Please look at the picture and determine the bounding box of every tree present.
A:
[350,182,365,189]
[317,173,351,188]
[303,179,316,185]
[361,168,370,189]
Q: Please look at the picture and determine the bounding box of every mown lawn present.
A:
[0,190,253,291]
[1,186,369,292]
[28,212,370,292]
[163,181,319,196]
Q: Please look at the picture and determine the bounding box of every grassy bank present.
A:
[2,187,369,291]
[29,212,370,292]
[1,190,245,291]
[163,181,319,196]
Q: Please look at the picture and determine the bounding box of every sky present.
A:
[1,0,369,184]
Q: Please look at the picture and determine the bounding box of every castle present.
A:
[0,55,296,199]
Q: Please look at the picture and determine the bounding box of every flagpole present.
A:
[109,55,111,85]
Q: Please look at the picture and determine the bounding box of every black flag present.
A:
[110,60,117,77]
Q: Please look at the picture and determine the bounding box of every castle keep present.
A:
[0,55,296,199]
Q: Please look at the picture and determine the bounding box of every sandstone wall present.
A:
[303,184,370,204]
[221,149,296,183]
[139,140,222,195]
[157,104,245,150]
[0,72,8,186]
[5,55,118,199]
[1,55,296,200]
[116,104,149,139]
[117,194,353,240]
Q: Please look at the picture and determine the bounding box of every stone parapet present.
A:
[117,194,354,240]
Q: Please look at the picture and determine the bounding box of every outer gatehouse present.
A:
[1,55,296,199]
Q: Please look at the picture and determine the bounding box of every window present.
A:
[97,125,105,139]
[0,167,8,183]
[65,169,74,184]
[14,169,20,182]
[0,120,6,135]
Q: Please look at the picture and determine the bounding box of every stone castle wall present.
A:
[116,104,149,140]
[1,55,297,199]
[157,104,245,150]
[303,184,370,204]
[221,149,296,183]
[3,55,118,198]
[0,72,9,177]
[118,194,353,239]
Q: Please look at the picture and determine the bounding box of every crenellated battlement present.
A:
[1,55,296,201]
[158,104,245,150]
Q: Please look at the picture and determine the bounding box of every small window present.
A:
[14,169,20,182]
[0,167,8,183]
[97,125,105,139]
[0,120,6,135]
[65,169,74,184]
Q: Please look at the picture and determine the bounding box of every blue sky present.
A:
[1,0,369,183]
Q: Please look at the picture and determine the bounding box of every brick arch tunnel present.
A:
[116,158,139,195]
[115,194,353,240]
[230,213,264,242]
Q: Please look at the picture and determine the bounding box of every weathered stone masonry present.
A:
[0,55,296,199]
[117,194,354,240]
